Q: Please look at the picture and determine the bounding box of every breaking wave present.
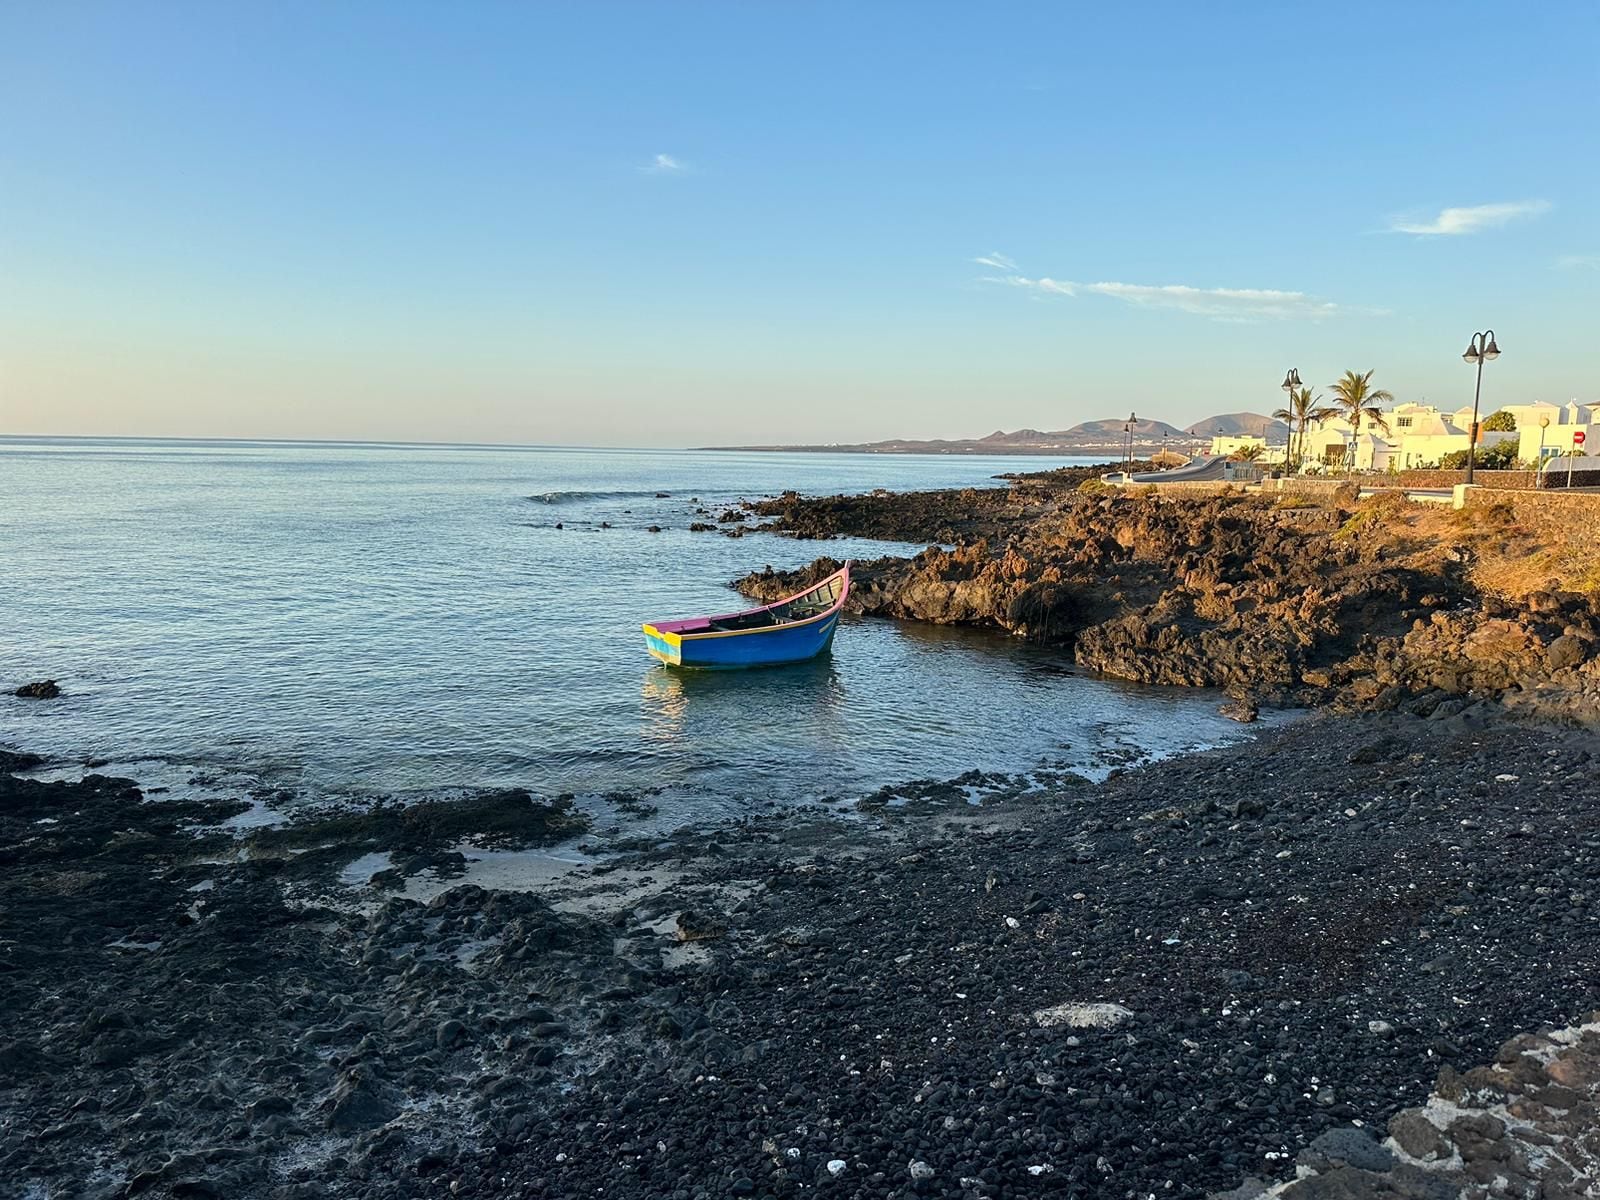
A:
[528,489,673,505]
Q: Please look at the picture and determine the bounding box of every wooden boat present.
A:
[642,563,851,669]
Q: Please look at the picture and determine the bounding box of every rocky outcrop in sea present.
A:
[734,489,1600,721]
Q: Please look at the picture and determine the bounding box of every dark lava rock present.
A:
[324,1070,399,1133]
[1387,1111,1450,1161]
[1547,633,1586,671]
[674,909,726,942]
[14,679,61,699]
[0,749,44,773]
[1303,1127,1397,1173]
[1220,696,1259,723]
[249,787,587,856]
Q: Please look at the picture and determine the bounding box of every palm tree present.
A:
[1230,443,1266,463]
[1272,385,1337,471]
[1327,369,1394,471]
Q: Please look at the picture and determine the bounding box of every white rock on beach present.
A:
[826,1159,847,1177]
[1031,1001,1134,1029]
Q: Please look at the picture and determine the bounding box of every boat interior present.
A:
[647,569,848,637]
[705,574,845,633]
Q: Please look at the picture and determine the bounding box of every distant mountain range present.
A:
[704,412,1283,456]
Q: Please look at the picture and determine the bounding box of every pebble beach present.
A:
[5,706,1598,1199]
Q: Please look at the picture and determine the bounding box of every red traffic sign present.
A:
[1575,430,1587,446]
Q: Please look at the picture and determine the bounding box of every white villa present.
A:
[1297,410,1440,470]
[1289,400,1595,472]
[1510,401,1600,464]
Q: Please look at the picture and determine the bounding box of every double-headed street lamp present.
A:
[1461,330,1501,485]
[1123,411,1137,471]
[1281,368,1302,469]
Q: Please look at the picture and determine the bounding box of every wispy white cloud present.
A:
[982,273,1075,297]
[978,264,1350,321]
[972,251,1018,270]
[1387,199,1549,236]
[642,153,687,174]
[1557,253,1600,270]
[1084,281,1341,320]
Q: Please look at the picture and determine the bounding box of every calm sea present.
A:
[0,438,1254,820]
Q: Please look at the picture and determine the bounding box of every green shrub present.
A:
[1438,440,1520,470]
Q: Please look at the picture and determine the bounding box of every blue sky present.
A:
[2,1,1596,445]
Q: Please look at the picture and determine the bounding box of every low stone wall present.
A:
[1264,479,1349,498]
[1537,468,1600,490]
[1464,487,1600,527]
[1215,1014,1600,1199]
[1374,469,1538,491]
[1372,468,1600,491]
[1135,480,1241,495]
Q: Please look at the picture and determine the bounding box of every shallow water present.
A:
[1,438,1258,816]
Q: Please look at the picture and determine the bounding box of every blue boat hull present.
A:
[644,610,840,669]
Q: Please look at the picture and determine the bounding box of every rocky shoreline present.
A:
[5,707,1600,1199]
[732,483,1600,725]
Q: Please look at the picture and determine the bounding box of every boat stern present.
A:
[641,623,683,666]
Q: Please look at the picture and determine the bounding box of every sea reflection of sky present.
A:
[639,653,845,750]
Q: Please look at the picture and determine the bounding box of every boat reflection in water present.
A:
[639,652,845,754]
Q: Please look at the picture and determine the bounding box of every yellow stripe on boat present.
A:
[641,623,683,665]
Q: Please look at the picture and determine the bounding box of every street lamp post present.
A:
[1123,411,1136,472]
[1281,368,1302,470]
[1461,330,1502,485]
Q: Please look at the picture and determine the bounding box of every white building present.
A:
[1386,403,1474,468]
[1298,402,1518,471]
[1514,399,1600,464]
[1208,434,1286,464]
[1299,417,1394,470]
